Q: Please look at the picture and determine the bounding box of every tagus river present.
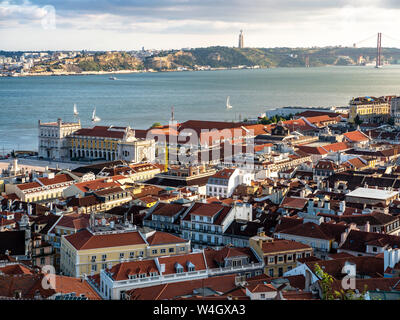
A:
[1,65,400,152]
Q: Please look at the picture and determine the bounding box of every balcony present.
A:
[181,225,221,235]
[108,269,209,289]
[208,262,264,276]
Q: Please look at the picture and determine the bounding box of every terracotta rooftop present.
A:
[158,252,207,275]
[259,239,312,254]
[146,231,188,246]
[127,274,238,300]
[73,126,130,139]
[280,197,308,210]
[109,259,159,281]
[64,229,146,250]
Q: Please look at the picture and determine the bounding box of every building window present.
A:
[278,267,283,277]
[91,255,96,262]
[278,256,284,262]
[180,247,185,252]
[120,253,124,259]
[92,264,97,272]
[269,257,274,264]
[160,249,166,254]
[102,254,107,261]
[129,252,135,259]
[260,294,265,299]
[152,249,157,254]
[268,269,274,277]
[169,248,174,253]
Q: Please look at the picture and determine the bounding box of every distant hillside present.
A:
[76,52,143,71]
[30,51,144,73]
[144,46,400,70]
[7,46,400,75]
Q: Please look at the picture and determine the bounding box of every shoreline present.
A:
[0,66,266,78]
[2,64,398,78]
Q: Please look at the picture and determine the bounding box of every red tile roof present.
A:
[151,202,186,217]
[109,260,159,281]
[54,214,89,230]
[73,126,129,139]
[0,274,101,300]
[322,142,351,153]
[276,221,348,242]
[247,282,277,293]
[260,239,312,254]
[127,274,238,300]
[16,182,41,191]
[281,197,308,210]
[211,168,236,180]
[158,252,207,275]
[203,246,258,268]
[343,130,369,142]
[146,231,188,246]
[37,174,75,186]
[74,179,119,193]
[0,264,33,275]
[185,202,226,218]
[297,146,328,155]
[64,229,146,250]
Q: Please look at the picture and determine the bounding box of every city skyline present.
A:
[1,0,400,51]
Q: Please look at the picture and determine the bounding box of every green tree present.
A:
[151,122,162,128]
[354,114,363,125]
[259,117,270,125]
[314,264,368,300]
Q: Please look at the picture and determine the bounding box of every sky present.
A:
[1,0,400,51]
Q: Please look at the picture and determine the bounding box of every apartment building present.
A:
[206,168,252,198]
[180,201,252,249]
[60,222,190,278]
[348,96,391,124]
[6,172,79,203]
[249,233,313,277]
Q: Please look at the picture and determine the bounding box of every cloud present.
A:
[0,0,399,50]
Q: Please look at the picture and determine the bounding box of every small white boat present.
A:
[73,104,79,116]
[109,76,117,80]
[226,96,233,109]
[91,108,101,122]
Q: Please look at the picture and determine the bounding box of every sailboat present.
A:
[91,108,101,122]
[226,96,233,109]
[73,104,79,116]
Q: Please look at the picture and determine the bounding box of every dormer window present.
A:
[175,263,184,273]
[187,261,195,272]
[128,274,137,280]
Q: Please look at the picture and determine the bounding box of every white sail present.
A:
[92,108,100,122]
[73,104,78,116]
[226,96,232,109]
